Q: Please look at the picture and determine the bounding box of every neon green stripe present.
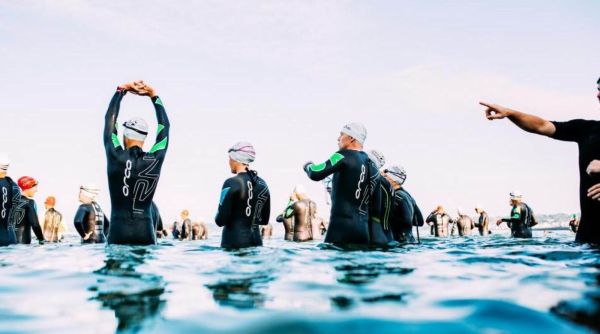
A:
[310,162,326,172]
[154,97,164,106]
[149,137,168,153]
[111,133,122,149]
[157,124,165,135]
[310,153,344,172]
[329,153,344,166]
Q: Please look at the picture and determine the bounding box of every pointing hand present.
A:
[479,102,513,120]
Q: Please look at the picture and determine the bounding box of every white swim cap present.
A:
[385,165,407,185]
[123,117,149,141]
[510,190,522,200]
[80,184,101,200]
[0,154,9,172]
[341,122,367,145]
[367,149,386,169]
[293,184,306,195]
[228,141,256,165]
[457,207,465,216]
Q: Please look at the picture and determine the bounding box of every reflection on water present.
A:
[91,247,166,332]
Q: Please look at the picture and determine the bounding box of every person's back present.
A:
[475,208,490,236]
[455,214,475,237]
[507,203,534,238]
[0,171,19,246]
[288,198,317,242]
[391,189,423,243]
[43,208,63,242]
[103,82,170,245]
[74,202,108,243]
[426,210,452,237]
[15,196,44,244]
[369,174,395,246]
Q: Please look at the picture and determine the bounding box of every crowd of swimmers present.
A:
[1,77,599,248]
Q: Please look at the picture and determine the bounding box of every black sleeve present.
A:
[413,202,424,227]
[148,96,170,159]
[28,204,44,242]
[104,214,110,233]
[104,89,127,157]
[550,119,588,143]
[426,212,435,224]
[259,187,271,226]
[304,151,345,181]
[73,205,89,238]
[215,178,238,227]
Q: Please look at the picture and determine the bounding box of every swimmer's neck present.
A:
[0,172,6,179]
[233,165,249,174]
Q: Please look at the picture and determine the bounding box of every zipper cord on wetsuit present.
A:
[245,166,261,245]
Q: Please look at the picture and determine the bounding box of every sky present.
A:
[1,0,599,229]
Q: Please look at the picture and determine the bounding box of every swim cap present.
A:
[123,117,149,141]
[457,207,465,216]
[44,196,56,206]
[18,176,38,191]
[293,184,306,196]
[475,205,483,212]
[80,184,100,200]
[0,154,9,172]
[510,190,522,200]
[385,165,407,185]
[367,149,386,169]
[228,142,256,165]
[341,122,367,145]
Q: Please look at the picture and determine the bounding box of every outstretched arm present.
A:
[479,102,556,136]
[304,152,345,181]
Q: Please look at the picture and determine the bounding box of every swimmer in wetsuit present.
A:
[569,214,579,233]
[453,208,475,236]
[103,81,170,245]
[276,195,297,241]
[474,205,490,236]
[383,166,424,243]
[496,191,537,238]
[304,123,377,245]
[43,196,64,242]
[151,202,168,239]
[0,155,20,246]
[74,185,109,244]
[15,176,45,244]
[426,205,453,238]
[178,210,193,240]
[284,185,317,242]
[215,142,271,249]
[366,149,395,247]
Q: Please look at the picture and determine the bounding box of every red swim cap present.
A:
[18,176,38,191]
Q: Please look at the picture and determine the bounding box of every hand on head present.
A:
[479,102,512,120]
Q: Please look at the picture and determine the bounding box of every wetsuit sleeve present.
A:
[28,204,44,242]
[215,178,238,227]
[283,201,296,219]
[426,212,435,225]
[148,96,170,158]
[304,152,345,181]
[104,214,110,233]
[259,188,271,226]
[501,206,521,227]
[413,202,425,227]
[104,89,127,157]
[73,206,89,238]
[550,119,588,143]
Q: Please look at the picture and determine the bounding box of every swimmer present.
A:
[192,220,209,240]
[179,210,193,241]
[426,205,453,238]
[366,149,395,246]
[15,176,45,244]
[474,205,490,236]
[276,193,297,241]
[569,214,579,233]
[383,166,424,243]
[43,196,65,242]
[480,77,600,243]
[454,208,475,237]
[496,191,537,238]
[261,224,273,239]
[303,123,377,245]
[215,142,271,249]
[103,81,170,245]
[74,185,109,244]
[0,155,19,246]
[284,185,317,242]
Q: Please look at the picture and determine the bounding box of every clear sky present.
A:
[1,1,599,226]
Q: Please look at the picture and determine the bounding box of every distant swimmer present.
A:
[453,208,475,237]
[480,77,600,243]
[384,166,424,243]
[304,123,377,245]
[74,185,109,244]
[215,142,271,249]
[15,176,45,244]
[171,221,181,240]
[496,191,537,238]
[366,149,395,246]
[276,194,297,241]
[0,155,19,246]
[178,210,193,240]
[261,224,273,239]
[104,81,170,245]
[474,205,490,236]
[426,205,453,238]
[43,196,65,242]
[192,220,209,240]
[569,214,579,233]
[151,202,168,239]
[284,185,317,242]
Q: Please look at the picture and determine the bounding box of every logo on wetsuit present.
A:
[355,165,366,199]
[246,181,254,217]
[1,187,7,219]
[122,160,132,197]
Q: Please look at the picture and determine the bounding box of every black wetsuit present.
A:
[369,173,395,246]
[104,89,170,245]
[475,212,490,236]
[390,188,424,243]
[150,202,166,238]
[14,196,44,244]
[0,177,19,246]
[74,202,109,244]
[215,171,271,248]
[501,203,535,238]
[551,120,600,243]
[304,149,377,245]
[180,218,192,240]
[285,198,317,242]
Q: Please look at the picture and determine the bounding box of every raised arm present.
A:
[304,152,345,181]
[479,102,556,137]
[104,89,127,156]
[148,94,170,157]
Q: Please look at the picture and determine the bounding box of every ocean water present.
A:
[0,229,598,334]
